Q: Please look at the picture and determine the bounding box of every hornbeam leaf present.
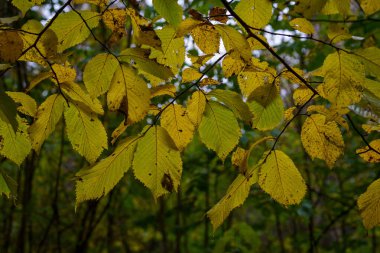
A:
[76,136,139,204]
[247,84,284,131]
[301,114,344,168]
[207,165,259,231]
[356,139,380,163]
[150,26,185,73]
[107,64,150,123]
[187,91,206,127]
[258,150,307,205]
[119,48,174,81]
[0,169,17,198]
[11,0,44,15]
[182,68,202,83]
[191,23,220,55]
[83,53,118,97]
[235,0,272,29]
[133,125,182,199]
[215,25,251,61]
[51,64,76,83]
[6,92,37,118]
[318,51,365,106]
[64,103,108,163]
[0,117,31,166]
[50,10,100,52]
[0,31,23,62]
[289,18,315,35]
[153,0,183,27]
[0,91,18,132]
[356,47,380,77]
[207,89,252,122]
[29,94,65,152]
[358,178,380,229]
[198,101,241,160]
[161,104,195,151]
[150,84,176,98]
[61,82,104,115]
[360,0,380,16]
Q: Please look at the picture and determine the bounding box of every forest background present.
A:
[1,0,380,252]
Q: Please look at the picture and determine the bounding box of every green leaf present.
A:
[0,169,17,199]
[83,53,119,97]
[133,126,182,199]
[64,103,108,163]
[247,84,284,131]
[207,89,253,122]
[198,101,241,160]
[153,0,183,27]
[258,150,307,205]
[76,136,139,204]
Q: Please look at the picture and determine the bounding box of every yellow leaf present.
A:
[6,92,37,118]
[235,0,272,29]
[187,90,206,127]
[318,51,365,106]
[289,18,315,35]
[360,0,380,15]
[284,107,296,122]
[27,71,52,92]
[356,139,380,163]
[362,124,380,133]
[151,84,176,98]
[247,34,267,50]
[61,82,104,115]
[153,0,182,27]
[191,24,220,55]
[322,0,350,16]
[51,64,76,83]
[0,31,23,62]
[293,87,314,106]
[0,117,31,166]
[76,136,138,204]
[231,147,249,174]
[126,8,161,49]
[301,114,344,168]
[133,125,182,199]
[182,68,202,83]
[222,55,245,78]
[207,89,252,122]
[150,26,185,73]
[215,25,251,61]
[176,18,203,37]
[307,105,349,130]
[50,10,100,52]
[102,9,127,34]
[198,101,241,160]
[293,0,326,19]
[107,65,150,123]
[161,104,195,151]
[327,23,352,43]
[358,178,380,229]
[64,103,108,163]
[238,71,273,98]
[199,78,219,87]
[258,150,306,205]
[207,165,258,231]
[29,94,65,152]
[83,53,118,97]
[11,0,44,15]
[188,54,213,68]
[247,84,284,131]
[356,47,380,78]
